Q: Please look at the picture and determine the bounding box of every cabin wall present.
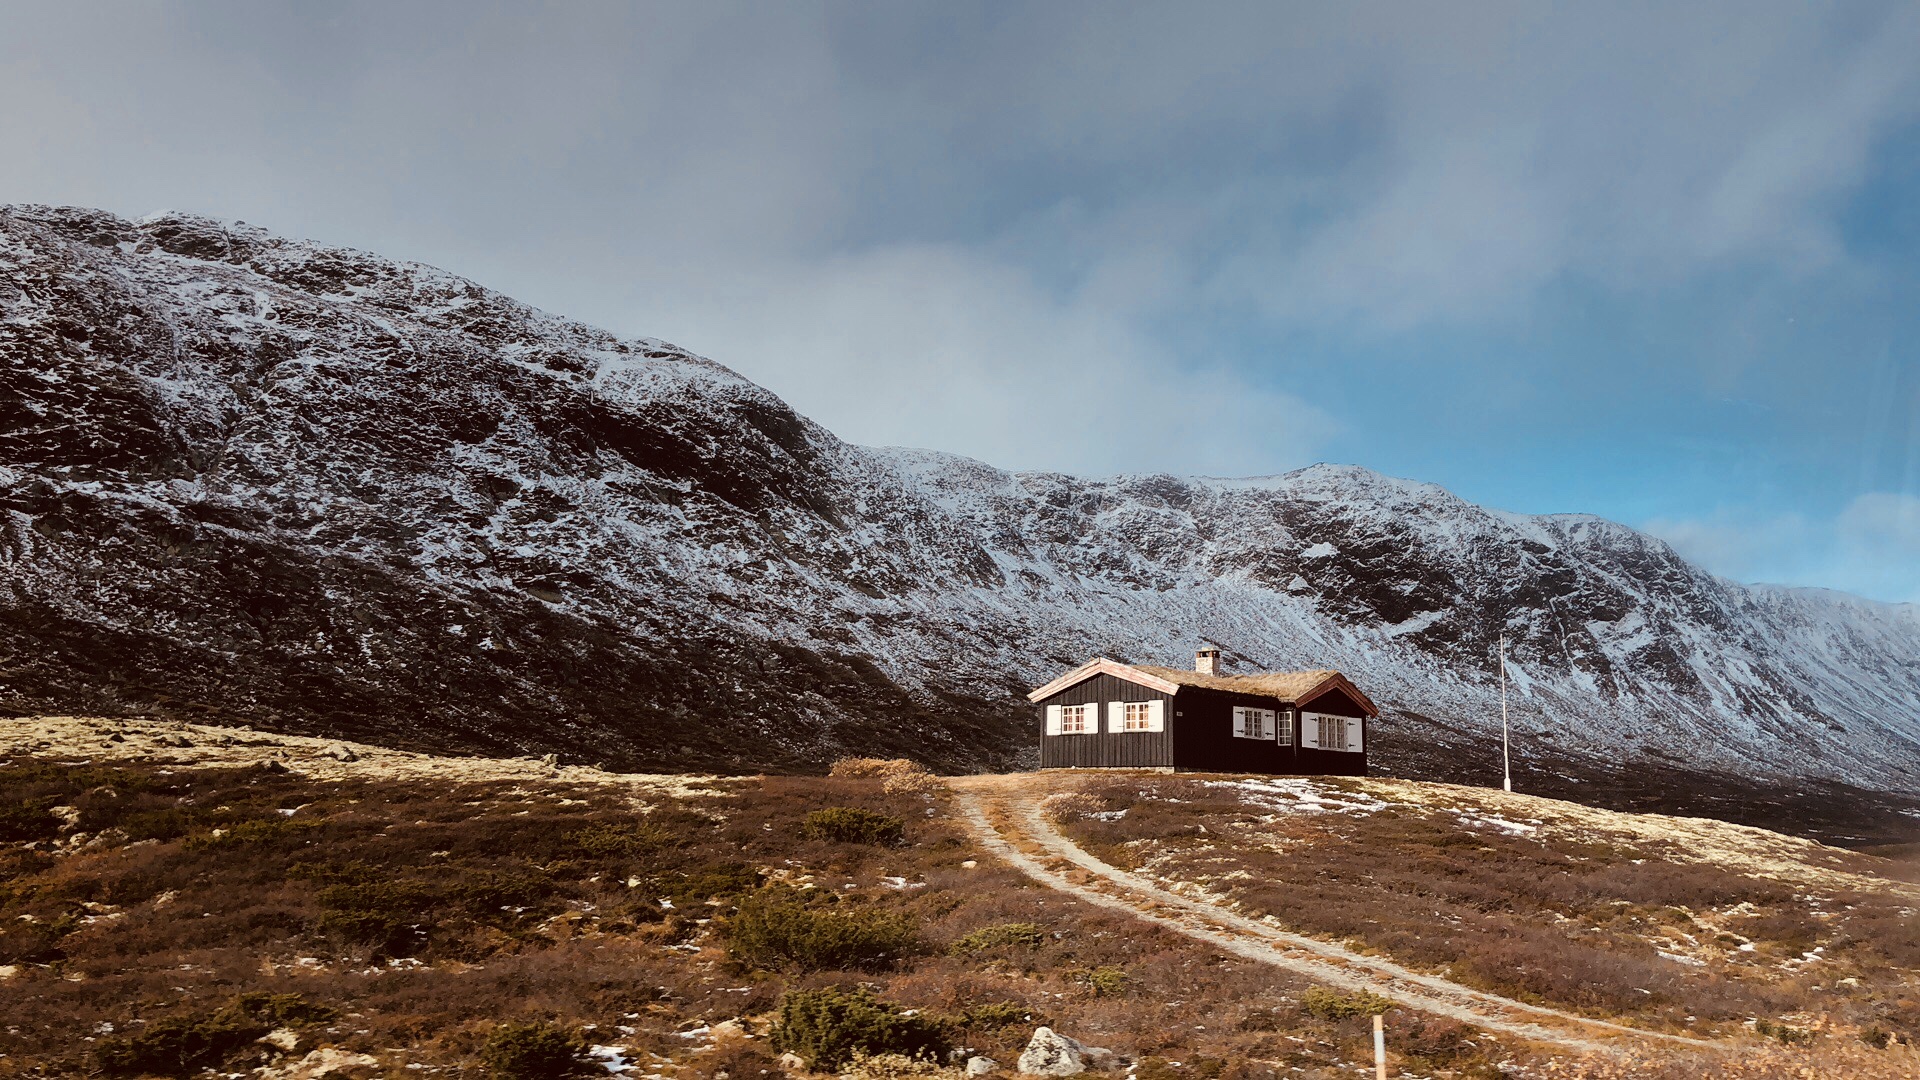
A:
[1168,686,1296,773]
[1037,674,1372,777]
[1035,673,1175,769]
[1293,686,1369,777]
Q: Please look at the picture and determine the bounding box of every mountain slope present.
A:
[3,205,1918,806]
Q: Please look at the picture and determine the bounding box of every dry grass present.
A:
[8,723,1916,1079]
[1056,773,1920,1047]
[0,750,1513,1079]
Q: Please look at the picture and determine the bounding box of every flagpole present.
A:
[1500,632,1511,793]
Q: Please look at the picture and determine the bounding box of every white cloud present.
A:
[621,242,1338,475]
[1647,493,1920,604]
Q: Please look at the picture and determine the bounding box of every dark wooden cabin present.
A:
[1028,648,1378,775]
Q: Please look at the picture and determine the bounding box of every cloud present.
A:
[624,242,1338,476]
[4,2,1920,594]
[1647,493,1920,603]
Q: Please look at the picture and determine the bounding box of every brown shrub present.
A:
[829,758,942,796]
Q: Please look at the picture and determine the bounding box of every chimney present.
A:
[1195,648,1221,675]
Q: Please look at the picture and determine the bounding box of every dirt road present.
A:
[950,773,1725,1056]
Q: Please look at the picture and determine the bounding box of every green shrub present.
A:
[1754,1017,1815,1046]
[94,993,335,1077]
[771,986,948,1071]
[725,887,919,971]
[1137,1057,1226,1080]
[656,863,764,904]
[566,821,670,858]
[1087,966,1131,997]
[1300,986,1393,1020]
[0,798,59,843]
[316,879,441,954]
[481,1020,588,1079]
[804,807,906,846]
[950,922,1046,954]
[184,817,319,849]
[950,1001,1035,1030]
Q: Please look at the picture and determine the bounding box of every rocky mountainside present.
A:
[4,206,1918,809]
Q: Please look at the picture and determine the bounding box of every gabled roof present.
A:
[1027,658,1379,716]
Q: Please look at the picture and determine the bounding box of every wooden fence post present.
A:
[1373,1012,1387,1080]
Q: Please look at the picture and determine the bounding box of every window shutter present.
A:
[1147,700,1165,732]
[1231,707,1247,738]
[1108,701,1125,733]
[1302,712,1319,748]
[1046,705,1062,736]
[1346,717,1362,752]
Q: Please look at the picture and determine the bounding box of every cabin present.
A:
[1028,648,1378,775]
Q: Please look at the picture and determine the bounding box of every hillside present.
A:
[1,717,1915,1078]
[3,205,1919,828]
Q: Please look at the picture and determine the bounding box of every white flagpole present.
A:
[1500,633,1511,793]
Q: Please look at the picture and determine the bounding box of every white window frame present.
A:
[1233,706,1276,740]
[1316,713,1348,751]
[1121,701,1154,731]
[1277,708,1294,747]
[1060,703,1095,735]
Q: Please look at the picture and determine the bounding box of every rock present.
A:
[777,1052,806,1070]
[966,1055,999,1076]
[258,1026,301,1052]
[258,1048,380,1079]
[323,742,358,762]
[1017,1028,1088,1076]
[0,964,18,980]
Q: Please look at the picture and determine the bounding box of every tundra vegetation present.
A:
[1056,775,1920,1048]
[0,742,1914,1079]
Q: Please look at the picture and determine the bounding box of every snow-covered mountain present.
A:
[4,206,1918,797]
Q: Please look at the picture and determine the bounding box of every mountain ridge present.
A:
[3,205,1917,821]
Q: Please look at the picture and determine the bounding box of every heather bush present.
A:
[481,1020,589,1079]
[771,986,948,1071]
[1300,986,1393,1020]
[725,887,920,971]
[93,993,335,1077]
[566,820,671,859]
[805,806,907,845]
[1086,965,1131,997]
[950,921,1045,954]
[1753,1018,1814,1046]
[950,1001,1036,1030]
[828,758,942,796]
[0,797,59,842]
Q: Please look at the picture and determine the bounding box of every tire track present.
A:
[952,777,1723,1056]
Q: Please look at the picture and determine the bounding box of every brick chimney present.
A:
[1195,647,1221,675]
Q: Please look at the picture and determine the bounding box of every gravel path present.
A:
[951,775,1726,1057]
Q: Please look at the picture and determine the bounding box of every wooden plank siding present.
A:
[1036,674,1369,777]
[1035,672,1175,769]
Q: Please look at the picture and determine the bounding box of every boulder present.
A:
[1016,1028,1090,1077]
[966,1055,999,1076]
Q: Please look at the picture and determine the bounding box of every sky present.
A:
[5,2,1920,602]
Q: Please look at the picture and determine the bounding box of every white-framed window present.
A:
[1317,713,1348,751]
[1277,709,1294,746]
[1233,706,1276,740]
[1121,701,1154,731]
[1061,704,1094,734]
